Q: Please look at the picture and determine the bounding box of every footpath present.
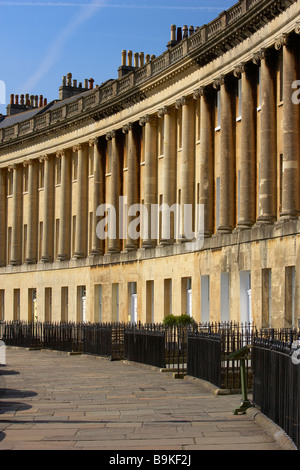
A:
[0,347,296,451]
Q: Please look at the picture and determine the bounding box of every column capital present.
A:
[157,106,170,118]
[106,130,116,140]
[122,123,134,134]
[139,114,155,126]
[274,33,291,50]
[233,63,248,78]
[8,163,17,172]
[212,76,224,90]
[72,142,87,152]
[56,149,65,158]
[89,137,98,146]
[39,154,49,163]
[252,47,274,65]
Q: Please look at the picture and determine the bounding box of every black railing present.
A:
[252,336,300,450]
[124,328,165,368]
[188,332,222,387]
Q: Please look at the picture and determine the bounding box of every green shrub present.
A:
[163,313,195,326]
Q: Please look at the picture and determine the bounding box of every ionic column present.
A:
[57,149,72,261]
[139,115,157,248]
[0,168,6,267]
[177,96,195,240]
[90,137,105,256]
[158,106,176,244]
[106,131,122,254]
[25,159,38,264]
[41,155,54,263]
[276,34,299,219]
[73,143,88,259]
[256,49,277,223]
[197,87,214,237]
[236,64,257,229]
[122,124,140,251]
[10,164,22,266]
[218,75,236,233]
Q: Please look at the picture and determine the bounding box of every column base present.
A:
[73,252,85,259]
[57,254,69,261]
[279,211,299,221]
[142,241,155,249]
[125,243,138,252]
[41,256,52,263]
[25,257,37,265]
[9,259,21,266]
[255,216,276,226]
[159,239,174,246]
[235,221,254,231]
[90,249,103,257]
[216,226,233,235]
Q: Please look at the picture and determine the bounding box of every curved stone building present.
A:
[0,0,299,328]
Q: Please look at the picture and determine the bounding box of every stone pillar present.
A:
[41,155,54,263]
[73,143,88,259]
[158,106,176,244]
[57,149,72,261]
[10,164,22,265]
[255,49,277,223]
[122,123,140,251]
[218,75,236,233]
[0,168,6,267]
[25,159,39,264]
[236,64,257,229]
[139,115,157,248]
[276,35,299,219]
[176,96,195,240]
[197,87,214,237]
[90,137,106,256]
[106,131,122,254]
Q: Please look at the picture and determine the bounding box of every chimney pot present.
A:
[25,94,30,106]
[170,24,176,42]
[139,52,144,67]
[67,73,72,86]
[177,27,182,42]
[145,54,150,63]
[15,95,19,105]
[183,25,188,39]
[73,79,77,88]
[20,95,25,105]
[34,95,38,107]
[62,76,66,86]
[39,95,43,107]
[84,79,88,89]
[30,95,34,106]
[88,78,94,90]
[127,50,133,67]
[134,52,139,68]
[121,50,127,66]
[10,94,14,105]
[43,98,47,106]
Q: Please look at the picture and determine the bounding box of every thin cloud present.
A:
[19,0,106,95]
[0,1,223,10]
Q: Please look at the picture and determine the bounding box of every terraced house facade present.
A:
[0,0,299,328]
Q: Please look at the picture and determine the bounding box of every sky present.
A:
[0,0,236,115]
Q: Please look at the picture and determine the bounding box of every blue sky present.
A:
[0,0,235,115]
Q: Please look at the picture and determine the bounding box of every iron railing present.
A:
[252,336,300,450]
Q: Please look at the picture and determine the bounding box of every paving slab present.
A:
[0,348,289,451]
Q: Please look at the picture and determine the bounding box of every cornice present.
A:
[0,0,298,154]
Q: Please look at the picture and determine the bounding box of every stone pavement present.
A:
[0,347,287,451]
